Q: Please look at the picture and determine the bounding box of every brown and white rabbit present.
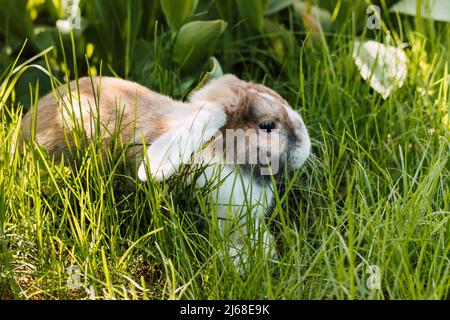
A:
[21,74,311,273]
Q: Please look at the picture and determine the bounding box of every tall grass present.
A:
[1,3,449,299]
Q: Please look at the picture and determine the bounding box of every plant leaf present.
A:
[235,0,270,32]
[190,56,224,96]
[353,40,408,99]
[160,0,199,30]
[206,56,224,79]
[33,27,56,52]
[390,0,450,23]
[265,0,296,15]
[173,20,227,72]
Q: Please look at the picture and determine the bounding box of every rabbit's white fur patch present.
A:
[195,163,277,273]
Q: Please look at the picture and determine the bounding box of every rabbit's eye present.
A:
[259,121,276,132]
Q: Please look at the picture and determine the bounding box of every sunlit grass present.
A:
[1,6,450,300]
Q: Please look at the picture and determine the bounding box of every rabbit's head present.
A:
[138,74,310,182]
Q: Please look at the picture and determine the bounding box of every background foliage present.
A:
[1,0,399,104]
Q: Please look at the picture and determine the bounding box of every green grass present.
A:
[1,8,450,299]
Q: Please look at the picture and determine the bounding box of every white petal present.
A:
[353,40,408,99]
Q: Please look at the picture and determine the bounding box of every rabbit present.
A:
[21,74,311,273]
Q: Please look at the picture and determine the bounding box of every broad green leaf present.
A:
[34,27,56,52]
[173,20,227,72]
[235,0,270,32]
[206,56,224,79]
[353,40,408,99]
[390,0,450,23]
[265,0,296,15]
[160,0,199,30]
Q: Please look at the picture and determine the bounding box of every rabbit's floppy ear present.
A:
[138,103,227,182]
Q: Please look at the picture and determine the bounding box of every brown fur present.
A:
[21,77,186,162]
[188,74,307,171]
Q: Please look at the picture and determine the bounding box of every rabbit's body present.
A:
[21,74,311,273]
[21,77,191,162]
[196,163,276,267]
